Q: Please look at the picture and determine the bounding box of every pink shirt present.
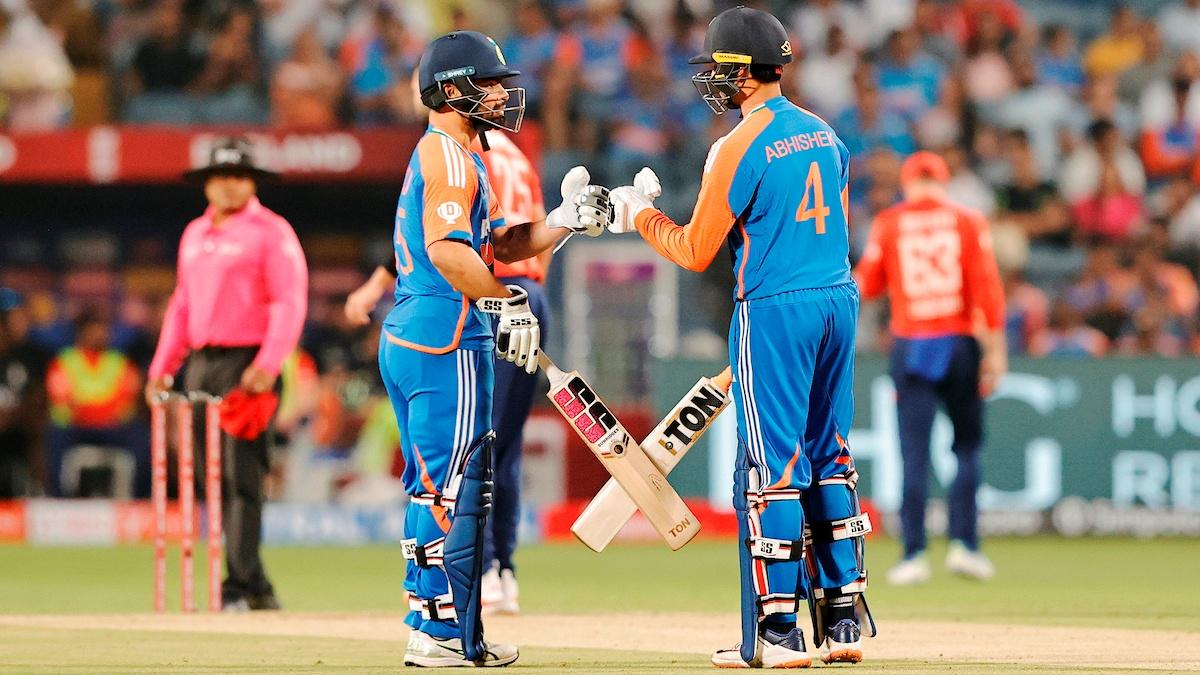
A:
[149,198,308,379]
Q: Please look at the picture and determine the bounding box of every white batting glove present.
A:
[546,166,613,237]
[610,167,662,234]
[477,285,540,375]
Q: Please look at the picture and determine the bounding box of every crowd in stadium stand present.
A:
[4,0,1200,497]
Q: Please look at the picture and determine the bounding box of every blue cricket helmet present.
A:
[418,31,525,135]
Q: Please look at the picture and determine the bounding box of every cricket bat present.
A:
[572,367,733,552]
[538,352,701,550]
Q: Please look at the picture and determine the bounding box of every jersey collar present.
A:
[429,126,472,157]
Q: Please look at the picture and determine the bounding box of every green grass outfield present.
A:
[1,536,1197,672]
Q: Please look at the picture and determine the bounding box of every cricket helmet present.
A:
[689,6,793,114]
[418,31,526,134]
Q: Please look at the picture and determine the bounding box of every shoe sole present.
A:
[403,652,519,668]
[821,649,862,664]
[946,567,994,581]
[714,654,812,668]
[765,657,812,668]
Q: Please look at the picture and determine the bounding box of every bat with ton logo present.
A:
[538,352,701,550]
[571,367,732,552]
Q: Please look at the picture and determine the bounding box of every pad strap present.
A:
[411,493,457,510]
[749,536,804,561]
[746,487,803,506]
[813,573,869,600]
[409,593,457,621]
[401,537,446,568]
[817,468,860,490]
[807,513,873,545]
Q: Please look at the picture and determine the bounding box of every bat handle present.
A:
[536,351,558,375]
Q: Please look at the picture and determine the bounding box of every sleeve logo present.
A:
[436,201,465,225]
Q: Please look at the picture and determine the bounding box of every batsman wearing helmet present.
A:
[609,6,875,668]
[388,31,612,667]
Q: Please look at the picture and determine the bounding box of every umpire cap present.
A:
[184,136,277,183]
[689,6,794,67]
[418,31,521,110]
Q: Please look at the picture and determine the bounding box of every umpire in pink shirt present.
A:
[145,137,308,612]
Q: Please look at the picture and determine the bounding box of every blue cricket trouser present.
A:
[483,275,549,572]
[379,338,494,639]
[890,335,983,558]
[730,283,865,623]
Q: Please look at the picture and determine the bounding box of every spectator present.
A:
[1064,242,1137,338]
[911,0,959,65]
[987,49,1075,177]
[555,0,634,124]
[503,0,564,118]
[876,27,945,122]
[191,5,267,124]
[1067,73,1139,141]
[1139,75,1198,181]
[1118,22,1174,104]
[606,37,669,188]
[1167,182,1200,250]
[0,2,74,130]
[1139,52,1200,131]
[124,2,202,123]
[271,25,343,130]
[790,0,870,54]
[962,10,1014,106]
[1157,0,1200,57]
[1037,24,1085,94]
[259,0,347,68]
[944,144,997,217]
[345,7,422,125]
[1030,298,1109,357]
[996,128,1062,240]
[837,71,917,158]
[1060,118,1146,207]
[45,309,146,498]
[1115,290,1187,356]
[1129,238,1199,320]
[1083,5,1144,79]
[1003,270,1050,355]
[915,71,967,150]
[0,291,48,497]
[796,25,858,119]
[943,0,1026,51]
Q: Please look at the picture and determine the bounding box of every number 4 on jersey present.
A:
[796,160,830,234]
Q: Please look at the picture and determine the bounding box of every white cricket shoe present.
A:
[819,619,863,664]
[403,630,519,668]
[886,553,932,586]
[481,563,504,615]
[711,627,812,668]
[496,568,520,615]
[945,541,995,581]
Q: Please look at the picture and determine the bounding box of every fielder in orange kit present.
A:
[854,150,1007,587]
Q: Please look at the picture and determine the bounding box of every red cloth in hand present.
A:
[219,388,279,441]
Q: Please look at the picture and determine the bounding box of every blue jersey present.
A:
[383,128,505,353]
[635,95,852,300]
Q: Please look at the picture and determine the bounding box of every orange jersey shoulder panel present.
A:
[417,132,478,246]
[635,108,776,272]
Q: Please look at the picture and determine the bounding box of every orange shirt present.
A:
[475,132,548,283]
[855,195,1005,338]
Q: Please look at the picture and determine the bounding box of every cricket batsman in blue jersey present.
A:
[609,6,875,668]
[388,30,612,667]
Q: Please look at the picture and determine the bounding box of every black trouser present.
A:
[184,346,276,601]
